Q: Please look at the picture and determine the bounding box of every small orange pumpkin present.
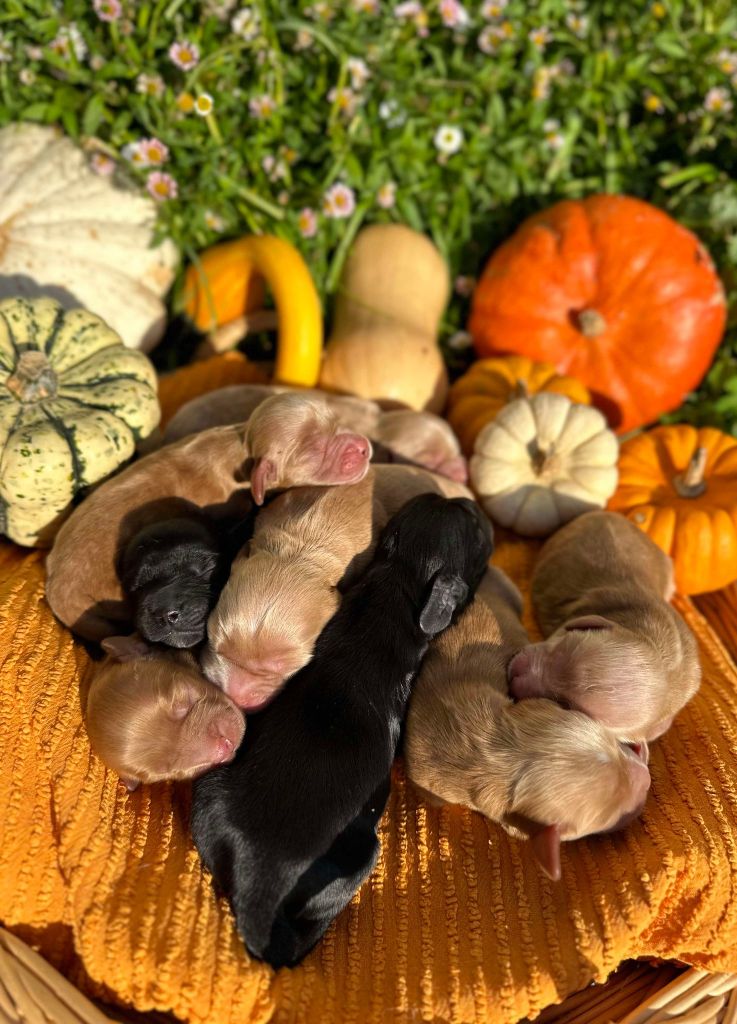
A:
[608,424,737,595]
[447,356,591,455]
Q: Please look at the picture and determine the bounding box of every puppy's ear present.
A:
[101,635,151,662]
[250,457,277,506]
[564,615,613,632]
[419,575,469,636]
[529,824,562,881]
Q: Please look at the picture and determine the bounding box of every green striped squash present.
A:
[0,296,160,547]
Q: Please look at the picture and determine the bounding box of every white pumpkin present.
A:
[0,296,160,547]
[470,392,619,537]
[0,123,178,352]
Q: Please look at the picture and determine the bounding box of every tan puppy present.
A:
[46,394,371,641]
[202,464,472,709]
[86,637,245,790]
[508,511,701,742]
[159,384,467,482]
[405,567,651,880]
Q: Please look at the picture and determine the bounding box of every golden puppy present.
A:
[158,384,467,482]
[45,394,371,641]
[202,464,472,710]
[508,511,701,741]
[86,637,245,790]
[405,567,651,880]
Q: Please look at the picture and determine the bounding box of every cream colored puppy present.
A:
[202,464,472,710]
[46,393,371,641]
[405,567,651,881]
[159,383,467,482]
[508,511,701,742]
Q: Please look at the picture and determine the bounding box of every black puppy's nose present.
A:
[166,610,180,624]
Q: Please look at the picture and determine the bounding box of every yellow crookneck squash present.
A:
[609,424,737,595]
[0,296,160,547]
[182,234,323,388]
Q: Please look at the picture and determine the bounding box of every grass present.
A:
[1,0,737,430]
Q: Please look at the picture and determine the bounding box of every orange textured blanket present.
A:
[1,354,737,1024]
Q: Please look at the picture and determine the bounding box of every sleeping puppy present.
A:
[405,567,651,881]
[86,636,245,790]
[158,384,467,483]
[191,492,493,968]
[120,517,226,648]
[202,464,473,710]
[46,393,371,642]
[508,511,701,742]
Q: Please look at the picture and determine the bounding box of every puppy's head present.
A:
[377,494,493,637]
[121,518,223,648]
[202,552,336,710]
[489,699,651,880]
[375,410,468,483]
[88,637,245,788]
[508,616,668,739]
[246,394,372,504]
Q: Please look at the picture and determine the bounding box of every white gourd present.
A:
[0,295,160,547]
[470,392,619,537]
[0,123,178,352]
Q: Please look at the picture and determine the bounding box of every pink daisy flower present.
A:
[90,152,116,176]
[298,208,318,238]
[147,171,178,202]
[323,183,356,219]
[376,182,396,209]
[93,0,122,22]
[169,40,200,70]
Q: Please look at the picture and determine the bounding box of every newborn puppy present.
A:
[202,464,473,709]
[159,384,467,483]
[46,393,371,641]
[508,511,701,742]
[86,636,245,790]
[120,517,225,648]
[191,493,493,967]
[405,567,651,881]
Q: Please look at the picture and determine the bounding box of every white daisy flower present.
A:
[323,182,356,219]
[434,124,464,155]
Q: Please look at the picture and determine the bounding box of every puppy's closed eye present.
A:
[564,615,613,633]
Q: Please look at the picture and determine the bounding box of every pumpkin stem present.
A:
[513,379,530,400]
[673,447,708,499]
[531,441,557,475]
[5,351,58,403]
[577,308,607,338]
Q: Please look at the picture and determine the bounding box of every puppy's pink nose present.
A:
[224,665,282,710]
[436,455,468,484]
[508,651,542,700]
[340,433,372,471]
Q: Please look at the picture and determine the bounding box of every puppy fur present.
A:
[86,636,245,789]
[120,517,225,648]
[405,567,651,880]
[45,393,371,642]
[191,492,493,968]
[508,511,701,741]
[202,464,474,710]
[159,383,467,483]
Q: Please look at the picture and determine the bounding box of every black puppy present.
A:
[191,493,493,968]
[120,517,226,648]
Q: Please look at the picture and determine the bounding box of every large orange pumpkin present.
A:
[609,424,737,595]
[447,355,591,455]
[469,196,727,434]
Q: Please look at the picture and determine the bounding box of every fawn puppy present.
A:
[508,511,701,742]
[46,394,371,641]
[405,566,651,881]
[86,636,245,790]
[202,464,473,709]
[191,493,493,967]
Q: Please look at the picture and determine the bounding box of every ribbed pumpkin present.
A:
[0,123,178,352]
[182,235,322,388]
[0,296,160,547]
[609,424,737,595]
[469,195,726,434]
[470,392,619,537]
[447,356,591,455]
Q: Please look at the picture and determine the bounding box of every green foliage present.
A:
[2,0,737,428]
